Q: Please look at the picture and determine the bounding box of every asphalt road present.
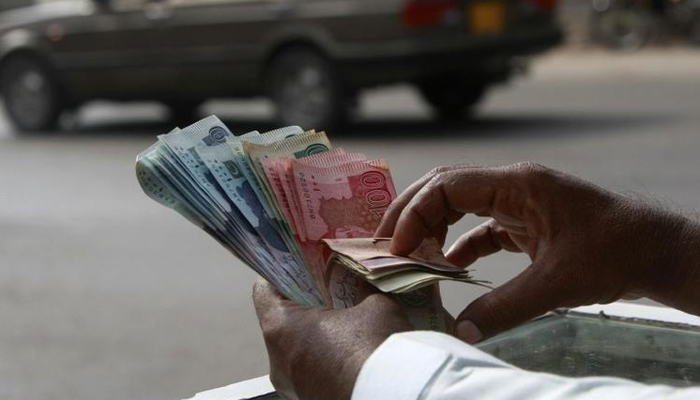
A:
[2,49,700,400]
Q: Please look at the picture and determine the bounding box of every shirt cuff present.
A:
[351,332,453,400]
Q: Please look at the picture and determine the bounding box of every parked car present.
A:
[589,0,700,51]
[0,0,561,132]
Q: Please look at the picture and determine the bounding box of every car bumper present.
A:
[336,25,563,87]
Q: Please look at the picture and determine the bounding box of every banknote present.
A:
[292,159,396,245]
[196,143,322,305]
[231,126,306,221]
[158,119,286,266]
[137,117,321,306]
[260,157,304,242]
[287,158,396,302]
[242,130,330,222]
[324,237,463,272]
[136,115,484,332]
[325,264,450,331]
[324,237,488,293]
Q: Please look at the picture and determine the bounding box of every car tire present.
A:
[418,79,486,120]
[591,10,653,51]
[689,14,700,46]
[266,47,348,130]
[0,54,63,132]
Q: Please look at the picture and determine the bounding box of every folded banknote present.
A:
[322,238,487,294]
[135,116,483,332]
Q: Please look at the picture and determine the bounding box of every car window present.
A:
[0,0,34,12]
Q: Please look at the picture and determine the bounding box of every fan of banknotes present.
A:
[136,116,483,329]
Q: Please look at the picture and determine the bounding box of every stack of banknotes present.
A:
[323,238,482,294]
[136,116,481,331]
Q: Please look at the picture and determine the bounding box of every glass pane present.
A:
[0,0,33,12]
[477,312,700,387]
[251,312,700,398]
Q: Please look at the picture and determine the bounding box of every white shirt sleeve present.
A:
[351,331,700,400]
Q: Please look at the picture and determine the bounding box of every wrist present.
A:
[312,341,377,400]
[341,341,383,399]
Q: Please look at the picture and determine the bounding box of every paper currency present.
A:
[137,117,321,306]
[322,237,487,293]
[136,115,484,332]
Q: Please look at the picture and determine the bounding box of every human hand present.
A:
[253,279,412,400]
[376,163,695,343]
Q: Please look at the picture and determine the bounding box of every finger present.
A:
[359,292,403,310]
[454,262,566,343]
[445,219,522,267]
[252,279,298,323]
[427,221,449,247]
[390,167,510,255]
[390,163,548,256]
[375,171,438,238]
[375,165,470,238]
[442,307,456,335]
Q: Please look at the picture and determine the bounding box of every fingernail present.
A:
[456,320,483,344]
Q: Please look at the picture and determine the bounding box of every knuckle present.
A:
[384,199,402,217]
[477,294,516,333]
[433,169,465,189]
[252,279,272,305]
[252,281,265,302]
[363,293,386,306]
[364,293,402,312]
[429,165,453,177]
[431,171,447,184]
[261,318,285,341]
[405,199,429,223]
[406,183,448,225]
[510,162,552,182]
[420,174,449,200]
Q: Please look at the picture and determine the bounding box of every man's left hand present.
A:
[253,279,412,400]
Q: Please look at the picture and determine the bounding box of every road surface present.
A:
[2,49,700,400]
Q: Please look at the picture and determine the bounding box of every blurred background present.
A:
[2,0,700,399]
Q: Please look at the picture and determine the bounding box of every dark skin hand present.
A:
[376,162,700,343]
[255,163,700,399]
[253,279,412,400]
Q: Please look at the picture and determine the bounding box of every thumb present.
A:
[358,293,405,314]
[455,263,566,344]
[252,278,298,324]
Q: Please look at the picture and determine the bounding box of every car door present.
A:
[153,0,286,97]
[55,0,175,99]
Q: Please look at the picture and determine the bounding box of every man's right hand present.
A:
[376,163,700,343]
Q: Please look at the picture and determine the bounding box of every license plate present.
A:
[468,1,506,35]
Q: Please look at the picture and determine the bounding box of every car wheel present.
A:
[592,10,653,51]
[418,79,486,120]
[689,14,700,46]
[0,55,63,132]
[266,47,348,130]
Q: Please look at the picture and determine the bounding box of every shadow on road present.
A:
[336,113,671,142]
[3,112,671,142]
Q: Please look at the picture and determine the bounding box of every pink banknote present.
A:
[292,158,397,301]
